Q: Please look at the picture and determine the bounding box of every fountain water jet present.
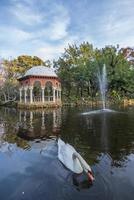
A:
[82,64,116,115]
[98,64,107,110]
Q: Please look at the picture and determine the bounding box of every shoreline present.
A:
[0,99,134,109]
[62,99,134,107]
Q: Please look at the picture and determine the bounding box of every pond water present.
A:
[0,106,134,200]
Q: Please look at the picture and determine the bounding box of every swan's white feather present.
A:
[58,139,83,174]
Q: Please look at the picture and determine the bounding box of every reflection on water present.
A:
[0,108,61,149]
[18,109,61,141]
[0,106,134,200]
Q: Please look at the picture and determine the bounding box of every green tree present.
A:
[55,43,134,102]
[55,42,97,101]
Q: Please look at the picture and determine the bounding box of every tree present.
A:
[55,43,134,102]
[1,55,50,103]
[0,81,18,104]
[55,42,97,101]
[94,45,134,99]
[4,55,47,80]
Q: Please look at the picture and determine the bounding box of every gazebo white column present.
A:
[19,88,22,102]
[53,87,56,102]
[42,87,45,103]
[24,87,27,103]
[29,86,33,104]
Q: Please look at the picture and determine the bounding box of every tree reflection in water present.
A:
[0,107,134,199]
[0,107,134,167]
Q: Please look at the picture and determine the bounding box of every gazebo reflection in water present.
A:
[18,108,62,140]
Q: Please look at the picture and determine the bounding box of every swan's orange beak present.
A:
[87,171,95,183]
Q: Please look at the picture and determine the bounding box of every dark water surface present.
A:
[0,106,134,200]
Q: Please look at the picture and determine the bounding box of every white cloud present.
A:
[50,16,70,40]
[1,0,134,60]
[96,0,134,47]
[9,0,71,41]
[0,0,73,60]
[10,1,43,25]
[0,26,31,44]
[49,4,70,40]
[34,35,79,60]
[34,44,64,61]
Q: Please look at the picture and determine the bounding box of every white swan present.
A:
[58,138,94,183]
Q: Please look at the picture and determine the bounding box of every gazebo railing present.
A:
[33,96,42,102]
[32,96,53,102]
[22,96,57,103]
[44,96,53,101]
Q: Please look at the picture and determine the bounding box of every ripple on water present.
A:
[86,153,115,200]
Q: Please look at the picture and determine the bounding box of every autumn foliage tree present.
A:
[0,55,49,103]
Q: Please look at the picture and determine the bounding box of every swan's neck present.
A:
[73,152,91,172]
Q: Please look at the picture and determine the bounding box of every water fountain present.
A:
[82,64,115,115]
[98,64,107,110]
[98,64,116,113]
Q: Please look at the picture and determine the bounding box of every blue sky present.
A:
[0,0,134,60]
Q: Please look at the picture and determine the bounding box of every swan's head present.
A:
[73,152,95,183]
[83,165,95,183]
[72,173,93,189]
[87,170,94,183]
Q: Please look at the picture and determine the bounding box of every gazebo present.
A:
[18,66,61,108]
